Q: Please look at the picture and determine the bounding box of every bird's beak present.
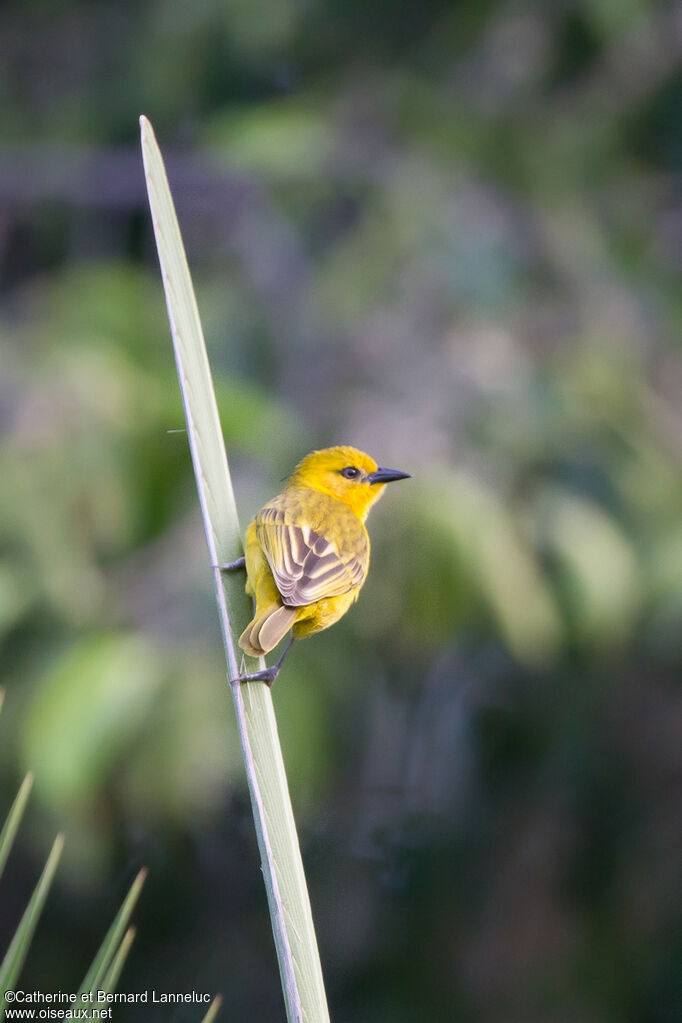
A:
[368,467,411,484]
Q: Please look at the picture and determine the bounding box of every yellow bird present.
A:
[223,446,410,684]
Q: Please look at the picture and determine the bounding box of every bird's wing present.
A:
[256,504,367,607]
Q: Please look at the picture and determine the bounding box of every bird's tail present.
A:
[239,604,297,657]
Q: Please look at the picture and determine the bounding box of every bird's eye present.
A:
[340,466,360,480]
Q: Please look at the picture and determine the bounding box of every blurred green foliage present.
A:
[0,0,680,1020]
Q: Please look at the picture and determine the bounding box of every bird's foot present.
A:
[217,556,246,572]
[234,664,281,687]
[230,635,294,688]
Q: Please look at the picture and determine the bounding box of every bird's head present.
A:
[289,445,410,520]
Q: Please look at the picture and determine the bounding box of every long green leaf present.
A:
[0,773,34,881]
[140,115,329,1023]
[201,995,222,1023]
[0,833,64,1015]
[78,868,147,999]
[98,926,135,995]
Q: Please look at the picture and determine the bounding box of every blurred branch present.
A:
[578,2,682,116]
[0,144,251,212]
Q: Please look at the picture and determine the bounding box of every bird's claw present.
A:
[235,665,281,687]
[230,651,280,687]
[231,635,293,688]
[217,557,246,572]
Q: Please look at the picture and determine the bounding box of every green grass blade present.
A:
[98,926,136,995]
[0,773,34,881]
[0,833,64,1014]
[140,115,330,1023]
[77,868,147,998]
[201,995,222,1023]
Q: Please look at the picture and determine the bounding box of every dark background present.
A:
[1,1,681,1020]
